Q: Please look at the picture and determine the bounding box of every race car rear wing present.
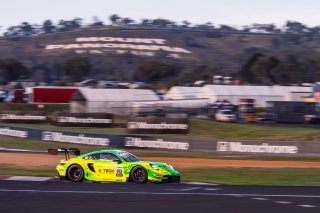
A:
[48,148,80,160]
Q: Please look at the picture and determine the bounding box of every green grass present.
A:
[1,166,320,186]
[2,119,320,141]
[0,103,69,113]
[180,168,320,186]
[0,167,56,177]
[189,119,320,141]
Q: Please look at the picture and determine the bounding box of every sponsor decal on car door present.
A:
[94,160,116,180]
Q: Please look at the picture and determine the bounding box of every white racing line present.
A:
[0,188,320,199]
[166,187,221,191]
[4,176,53,181]
[180,181,218,185]
[249,196,317,208]
[0,175,218,185]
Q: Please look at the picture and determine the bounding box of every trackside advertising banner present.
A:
[0,124,320,156]
[124,136,190,150]
[52,112,113,127]
[0,111,48,123]
[0,125,123,147]
[127,117,189,134]
[216,141,298,154]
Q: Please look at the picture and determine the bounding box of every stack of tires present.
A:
[238,99,256,122]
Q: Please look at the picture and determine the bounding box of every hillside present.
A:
[0,26,320,84]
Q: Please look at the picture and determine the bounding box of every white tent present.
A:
[199,85,312,107]
[164,85,312,107]
[164,86,204,100]
[70,88,159,115]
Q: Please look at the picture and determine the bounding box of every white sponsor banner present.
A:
[57,116,112,124]
[125,137,189,150]
[0,127,28,138]
[127,122,188,130]
[42,131,109,146]
[217,141,298,154]
[0,114,47,120]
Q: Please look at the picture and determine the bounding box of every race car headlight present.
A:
[150,164,159,170]
[167,164,174,170]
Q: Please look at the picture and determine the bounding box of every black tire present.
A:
[130,166,148,184]
[67,164,84,182]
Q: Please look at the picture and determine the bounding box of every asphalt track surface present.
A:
[1,180,320,213]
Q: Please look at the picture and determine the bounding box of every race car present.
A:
[49,148,180,184]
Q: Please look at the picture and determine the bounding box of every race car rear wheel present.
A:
[67,164,84,182]
[130,166,148,184]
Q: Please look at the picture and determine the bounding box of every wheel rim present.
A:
[71,167,82,180]
[134,169,147,182]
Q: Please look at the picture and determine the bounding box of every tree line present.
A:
[1,15,320,87]
[2,14,320,38]
[0,56,91,84]
[0,56,217,86]
[238,53,320,85]
[1,53,320,87]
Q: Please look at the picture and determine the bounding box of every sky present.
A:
[0,0,319,32]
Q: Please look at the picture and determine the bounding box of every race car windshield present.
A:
[118,152,141,162]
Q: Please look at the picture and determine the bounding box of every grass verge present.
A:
[179,168,320,186]
[1,166,320,186]
[0,167,56,177]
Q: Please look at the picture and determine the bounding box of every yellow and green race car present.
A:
[49,148,180,184]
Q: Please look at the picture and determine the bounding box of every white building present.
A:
[163,86,204,100]
[70,88,159,115]
[164,85,312,107]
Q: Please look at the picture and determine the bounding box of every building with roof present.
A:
[164,85,312,107]
[70,88,159,115]
[26,86,79,103]
[163,86,204,100]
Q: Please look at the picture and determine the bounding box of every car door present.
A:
[82,153,105,180]
[95,153,124,181]
[83,152,126,181]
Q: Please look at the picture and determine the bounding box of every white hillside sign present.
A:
[45,36,192,59]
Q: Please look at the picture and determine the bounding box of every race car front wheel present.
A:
[130,166,148,184]
[67,164,84,182]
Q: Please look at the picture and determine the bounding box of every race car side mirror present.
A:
[113,159,122,164]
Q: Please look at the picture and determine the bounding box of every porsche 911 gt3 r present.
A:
[50,148,180,184]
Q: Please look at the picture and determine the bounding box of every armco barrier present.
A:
[0,124,319,156]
